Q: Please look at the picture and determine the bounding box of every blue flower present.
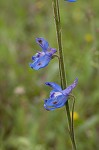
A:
[44,78,78,111]
[29,38,57,70]
[66,0,76,2]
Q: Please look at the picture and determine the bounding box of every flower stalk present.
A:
[52,0,77,149]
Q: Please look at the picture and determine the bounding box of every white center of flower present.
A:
[54,92,62,97]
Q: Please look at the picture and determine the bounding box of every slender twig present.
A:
[52,0,77,149]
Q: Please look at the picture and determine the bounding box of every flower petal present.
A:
[32,52,44,61]
[50,89,60,98]
[62,78,78,95]
[29,54,51,70]
[36,37,49,52]
[44,104,56,111]
[45,82,62,91]
[44,94,67,111]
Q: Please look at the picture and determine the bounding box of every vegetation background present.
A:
[0,0,99,150]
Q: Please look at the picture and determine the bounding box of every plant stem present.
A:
[52,0,77,149]
[71,95,76,149]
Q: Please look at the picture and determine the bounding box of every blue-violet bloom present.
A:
[66,0,76,2]
[29,37,57,70]
[44,78,78,111]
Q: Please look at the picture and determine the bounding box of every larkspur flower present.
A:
[29,38,57,70]
[44,78,78,111]
[66,0,76,2]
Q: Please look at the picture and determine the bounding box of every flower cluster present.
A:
[29,38,78,111]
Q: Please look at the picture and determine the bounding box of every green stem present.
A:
[53,0,66,88]
[53,54,63,87]
[71,94,76,149]
[52,0,77,149]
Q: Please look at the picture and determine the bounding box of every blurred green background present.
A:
[0,0,99,150]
